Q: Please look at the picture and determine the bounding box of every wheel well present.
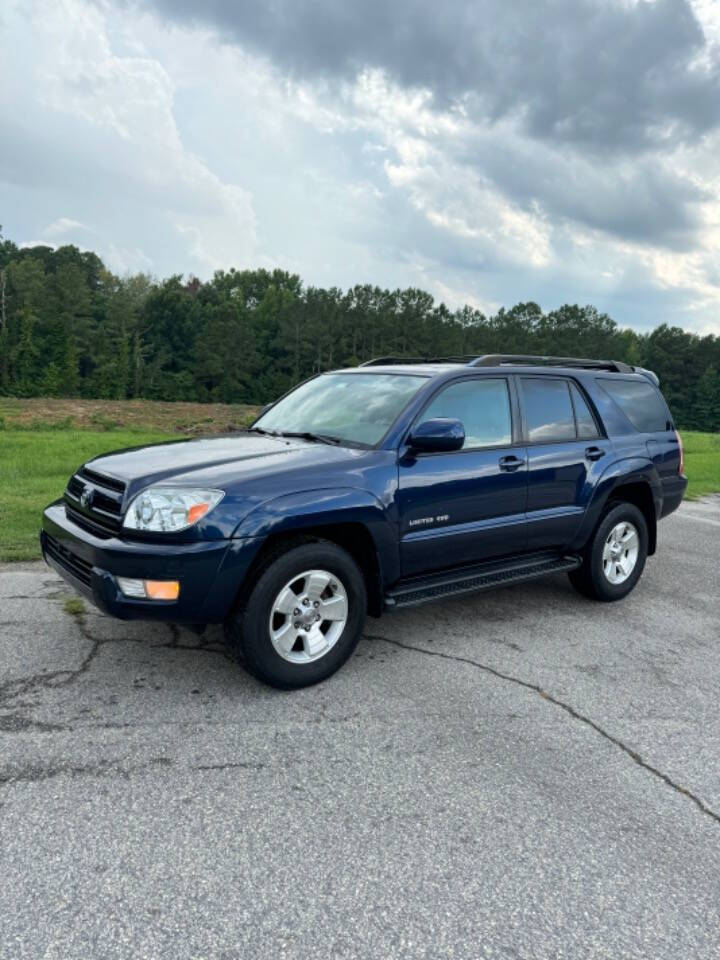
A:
[607,482,657,555]
[238,523,384,617]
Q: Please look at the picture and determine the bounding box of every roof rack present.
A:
[359,356,478,366]
[359,354,635,373]
[467,354,634,373]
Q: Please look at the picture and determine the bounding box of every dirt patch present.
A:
[0,398,261,435]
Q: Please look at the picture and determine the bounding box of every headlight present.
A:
[122,487,224,533]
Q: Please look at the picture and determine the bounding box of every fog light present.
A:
[117,577,146,598]
[117,578,180,600]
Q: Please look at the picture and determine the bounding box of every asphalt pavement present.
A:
[1,499,719,959]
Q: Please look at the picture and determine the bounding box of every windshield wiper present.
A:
[275,430,342,446]
[248,426,280,437]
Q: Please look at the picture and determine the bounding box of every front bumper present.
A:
[41,501,263,623]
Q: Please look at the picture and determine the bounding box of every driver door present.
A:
[397,376,528,578]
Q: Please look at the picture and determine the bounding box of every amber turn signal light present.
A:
[145,580,180,600]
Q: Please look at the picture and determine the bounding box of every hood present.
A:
[85,432,369,498]
[79,431,395,541]
[88,434,294,484]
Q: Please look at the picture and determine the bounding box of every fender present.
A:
[570,456,662,555]
[232,486,400,587]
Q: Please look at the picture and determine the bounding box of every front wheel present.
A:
[568,502,648,602]
[225,541,367,689]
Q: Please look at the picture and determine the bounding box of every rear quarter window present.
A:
[597,379,671,432]
[569,383,600,439]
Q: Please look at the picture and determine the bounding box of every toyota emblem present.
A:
[80,485,94,509]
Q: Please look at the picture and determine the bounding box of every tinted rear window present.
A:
[597,379,670,432]
[521,378,576,442]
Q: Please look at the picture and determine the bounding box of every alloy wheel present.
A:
[602,521,640,585]
[268,569,349,663]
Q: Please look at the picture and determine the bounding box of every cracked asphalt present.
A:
[1,499,719,959]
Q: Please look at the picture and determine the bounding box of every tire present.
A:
[568,501,648,602]
[225,540,367,690]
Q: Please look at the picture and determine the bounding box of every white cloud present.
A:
[0,0,718,334]
[42,218,92,239]
[1,0,258,276]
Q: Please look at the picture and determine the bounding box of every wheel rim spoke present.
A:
[320,594,348,621]
[622,531,638,551]
[273,585,299,616]
[272,621,298,655]
[305,571,331,601]
[304,629,329,657]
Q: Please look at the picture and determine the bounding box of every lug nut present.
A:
[294,622,300,629]
[313,600,319,607]
[293,608,300,616]
[302,598,310,606]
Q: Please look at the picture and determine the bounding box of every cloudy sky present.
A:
[2,0,719,333]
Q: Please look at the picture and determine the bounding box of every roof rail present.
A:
[359,353,648,377]
[359,356,478,366]
[467,354,634,373]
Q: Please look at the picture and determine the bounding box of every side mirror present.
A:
[407,418,465,453]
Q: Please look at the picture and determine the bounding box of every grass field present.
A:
[0,399,717,562]
[0,398,262,562]
[0,430,176,562]
[681,431,720,500]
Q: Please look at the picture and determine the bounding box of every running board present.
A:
[385,555,581,610]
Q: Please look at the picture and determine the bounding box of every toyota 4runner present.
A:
[41,354,687,689]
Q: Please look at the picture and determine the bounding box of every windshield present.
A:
[253,373,427,447]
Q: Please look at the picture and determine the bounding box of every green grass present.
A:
[0,430,173,561]
[63,596,87,617]
[681,431,720,500]
[1,426,718,563]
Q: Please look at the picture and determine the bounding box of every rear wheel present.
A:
[225,541,367,689]
[568,502,648,602]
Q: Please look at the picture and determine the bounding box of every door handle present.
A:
[585,446,605,461]
[499,455,526,472]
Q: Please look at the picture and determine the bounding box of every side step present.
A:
[385,554,581,610]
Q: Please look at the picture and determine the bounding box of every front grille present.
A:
[44,534,93,587]
[65,467,127,534]
[79,466,126,493]
[65,506,114,539]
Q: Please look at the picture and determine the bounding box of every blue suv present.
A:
[41,355,687,689]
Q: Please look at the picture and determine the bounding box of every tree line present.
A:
[1,230,719,431]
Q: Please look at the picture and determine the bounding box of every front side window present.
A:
[254,373,427,446]
[521,378,576,442]
[420,378,512,449]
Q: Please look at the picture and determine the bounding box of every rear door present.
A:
[519,376,611,551]
[397,376,528,577]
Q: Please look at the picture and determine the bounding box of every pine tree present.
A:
[13,311,40,395]
[694,367,720,432]
[0,229,717,424]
